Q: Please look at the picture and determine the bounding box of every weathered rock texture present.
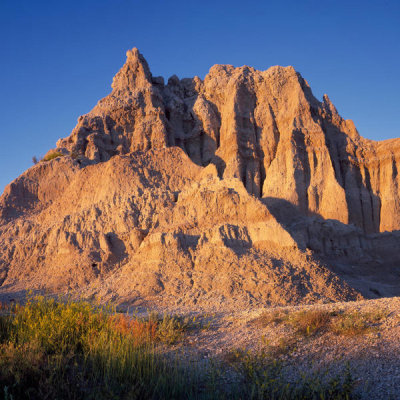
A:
[1,48,399,309]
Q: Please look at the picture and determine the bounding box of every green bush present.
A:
[228,348,356,399]
[42,151,64,162]
[0,297,197,400]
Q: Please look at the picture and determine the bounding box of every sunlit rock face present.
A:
[55,48,400,234]
[1,48,399,309]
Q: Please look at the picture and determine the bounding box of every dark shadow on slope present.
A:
[263,196,400,299]
[307,99,382,234]
[163,77,222,169]
[291,129,312,213]
[0,288,51,305]
[211,155,226,178]
[106,232,128,260]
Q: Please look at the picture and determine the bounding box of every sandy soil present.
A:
[153,297,400,399]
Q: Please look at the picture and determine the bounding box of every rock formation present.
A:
[1,48,399,310]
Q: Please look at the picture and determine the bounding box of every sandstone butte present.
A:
[1,48,399,311]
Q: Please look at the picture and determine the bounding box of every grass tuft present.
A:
[0,296,196,399]
[288,310,332,337]
[254,307,389,338]
[254,310,288,327]
[227,348,356,399]
[42,151,64,162]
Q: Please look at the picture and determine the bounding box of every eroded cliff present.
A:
[1,48,399,309]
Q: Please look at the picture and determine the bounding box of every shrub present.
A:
[255,309,332,337]
[149,312,191,344]
[254,307,388,338]
[42,151,64,162]
[330,311,383,336]
[288,310,333,337]
[0,297,197,400]
[228,348,356,399]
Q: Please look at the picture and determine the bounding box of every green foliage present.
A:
[0,297,197,400]
[255,307,388,338]
[148,312,215,344]
[149,312,190,345]
[228,349,357,399]
[42,151,64,162]
[329,310,388,336]
[288,310,333,337]
[0,297,358,399]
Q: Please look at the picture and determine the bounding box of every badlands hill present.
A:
[1,48,399,310]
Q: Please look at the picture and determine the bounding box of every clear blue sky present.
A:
[1,0,399,194]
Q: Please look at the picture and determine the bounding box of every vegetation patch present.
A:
[0,298,359,399]
[253,309,332,336]
[0,297,196,399]
[227,348,356,399]
[288,310,333,337]
[330,310,388,337]
[147,311,191,344]
[255,307,388,338]
[42,151,65,162]
[254,309,289,327]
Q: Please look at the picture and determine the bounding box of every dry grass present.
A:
[330,312,370,336]
[330,309,388,336]
[108,312,190,345]
[108,313,158,344]
[225,348,355,399]
[288,310,332,336]
[42,151,64,162]
[263,335,298,357]
[255,309,332,337]
[0,297,196,399]
[254,309,289,327]
[149,312,191,344]
[254,307,389,338]
[0,297,359,399]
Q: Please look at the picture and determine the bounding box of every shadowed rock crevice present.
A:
[263,196,400,299]
[291,128,312,213]
[315,111,382,233]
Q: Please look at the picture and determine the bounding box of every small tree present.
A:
[32,156,38,164]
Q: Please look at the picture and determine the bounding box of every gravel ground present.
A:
[159,297,400,399]
[2,290,399,398]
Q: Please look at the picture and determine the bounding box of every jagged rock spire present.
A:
[111,47,153,91]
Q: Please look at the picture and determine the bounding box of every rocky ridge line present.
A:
[0,48,399,309]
